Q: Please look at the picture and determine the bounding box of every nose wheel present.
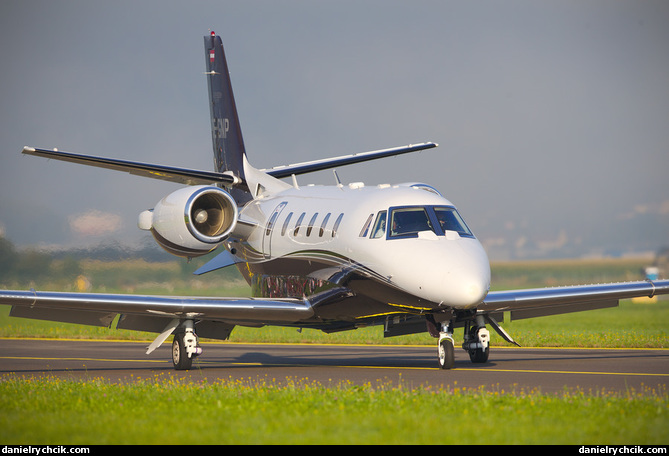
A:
[438,336,455,369]
[437,321,455,369]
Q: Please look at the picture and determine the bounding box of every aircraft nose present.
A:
[443,268,490,307]
[422,240,491,308]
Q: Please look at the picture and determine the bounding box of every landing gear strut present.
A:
[171,320,202,370]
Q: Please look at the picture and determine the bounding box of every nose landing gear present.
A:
[437,321,455,369]
[434,312,518,369]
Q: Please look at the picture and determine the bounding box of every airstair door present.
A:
[262,201,287,259]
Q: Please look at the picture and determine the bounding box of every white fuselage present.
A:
[231,181,491,310]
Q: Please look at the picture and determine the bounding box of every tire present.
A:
[172,333,193,370]
[468,327,490,363]
[468,346,489,363]
[438,337,455,369]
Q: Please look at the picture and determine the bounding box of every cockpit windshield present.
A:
[390,207,433,237]
[386,205,473,239]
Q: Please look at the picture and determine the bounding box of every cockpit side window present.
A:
[370,211,387,239]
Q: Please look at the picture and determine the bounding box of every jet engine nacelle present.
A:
[138,185,238,258]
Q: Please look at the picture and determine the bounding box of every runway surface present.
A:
[1,338,668,393]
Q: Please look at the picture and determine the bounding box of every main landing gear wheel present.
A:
[467,326,490,363]
[463,317,491,364]
[438,337,455,369]
[172,333,193,370]
[171,325,202,371]
[468,343,490,363]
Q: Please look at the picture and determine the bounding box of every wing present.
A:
[22,147,238,186]
[262,142,438,178]
[480,279,669,321]
[0,289,312,337]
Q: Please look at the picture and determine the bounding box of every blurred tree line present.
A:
[0,235,245,293]
[0,236,83,285]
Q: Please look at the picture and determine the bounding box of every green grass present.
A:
[0,375,666,445]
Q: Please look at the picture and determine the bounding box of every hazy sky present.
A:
[1,0,668,260]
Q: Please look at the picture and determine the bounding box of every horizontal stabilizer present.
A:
[262,142,438,178]
[22,147,238,186]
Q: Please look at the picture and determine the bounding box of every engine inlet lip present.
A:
[184,186,238,244]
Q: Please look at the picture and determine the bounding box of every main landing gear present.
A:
[145,319,203,370]
[171,320,202,370]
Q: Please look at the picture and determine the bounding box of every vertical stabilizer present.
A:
[205,32,247,186]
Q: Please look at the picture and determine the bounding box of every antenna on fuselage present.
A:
[333,169,343,189]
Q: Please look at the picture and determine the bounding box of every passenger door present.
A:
[262,202,287,259]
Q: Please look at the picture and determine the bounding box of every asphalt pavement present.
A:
[1,338,667,393]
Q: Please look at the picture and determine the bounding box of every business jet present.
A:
[2,32,667,370]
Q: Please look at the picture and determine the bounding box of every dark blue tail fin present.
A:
[205,32,246,183]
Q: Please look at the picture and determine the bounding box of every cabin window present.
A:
[359,214,374,237]
[332,213,344,238]
[306,213,319,237]
[370,211,387,239]
[293,212,306,236]
[319,213,331,237]
[281,212,293,236]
